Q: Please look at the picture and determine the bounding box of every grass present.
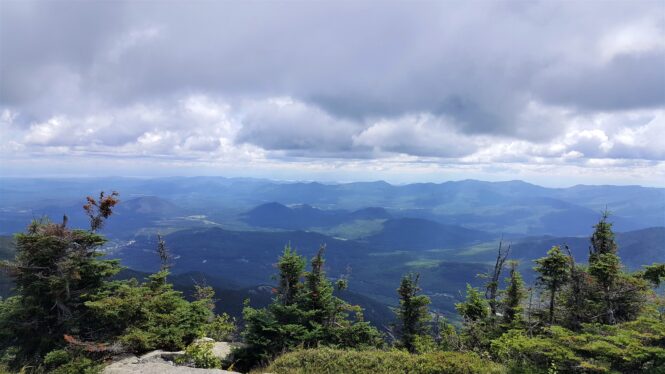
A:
[264,348,506,374]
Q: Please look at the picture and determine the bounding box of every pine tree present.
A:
[534,246,570,325]
[302,244,344,345]
[0,193,121,367]
[560,245,594,330]
[456,284,489,323]
[239,245,382,370]
[83,233,214,353]
[588,210,621,324]
[276,244,306,307]
[501,261,526,327]
[304,245,334,326]
[396,273,431,353]
[456,284,491,351]
[641,263,665,288]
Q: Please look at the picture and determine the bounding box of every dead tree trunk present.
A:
[485,239,511,315]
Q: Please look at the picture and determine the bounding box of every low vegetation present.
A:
[265,348,506,374]
[0,192,663,373]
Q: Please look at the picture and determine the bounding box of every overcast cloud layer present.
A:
[1,1,664,186]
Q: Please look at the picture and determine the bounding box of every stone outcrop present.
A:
[103,341,244,374]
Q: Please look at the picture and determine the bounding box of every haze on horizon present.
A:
[1,1,664,187]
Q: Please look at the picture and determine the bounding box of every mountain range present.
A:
[0,177,662,324]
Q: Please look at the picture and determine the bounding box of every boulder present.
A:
[103,349,241,374]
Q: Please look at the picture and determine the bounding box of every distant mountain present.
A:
[115,196,183,217]
[2,177,663,237]
[363,218,493,250]
[243,202,390,230]
[0,196,188,237]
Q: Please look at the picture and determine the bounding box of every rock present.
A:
[137,350,184,364]
[211,342,245,361]
[103,349,241,374]
[103,360,239,373]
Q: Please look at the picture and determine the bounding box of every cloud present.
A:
[0,1,664,185]
[236,98,361,152]
[353,114,483,158]
[533,51,665,110]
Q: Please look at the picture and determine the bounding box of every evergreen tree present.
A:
[534,246,570,325]
[0,192,121,367]
[84,235,215,353]
[641,263,665,288]
[396,273,431,353]
[239,245,382,370]
[588,210,622,324]
[589,209,618,260]
[276,244,306,307]
[456,284,491,351]
[501,261,526,327]
[456,284,489,323]
[85,268,213,352]
[560,246,595,330]
[303,245,335,327]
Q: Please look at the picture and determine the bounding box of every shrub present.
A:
[266,348,506,374]
[43,349,72,369]
[85,271,213,353]
[491,329,582,373]
[490,317,665,373]
[201,314,236,342]
[50,357,102,374]
[175,341,221,369]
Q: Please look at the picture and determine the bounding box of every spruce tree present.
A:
[534,246,570,325]
[588,210,621,324]
[642,263,665,288]
[277,244,306,307]
[456,284,490,351]
[456,284,489,323]
[501,261,526,327]
[0,192,121,367]
[239,245,382,370]
[396,273,431,353]
[304,245,335,327]
[561,246,594,330]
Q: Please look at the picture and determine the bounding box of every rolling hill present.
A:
[242,202,391,230]
[2,177,663,237]
[362,218,494,250]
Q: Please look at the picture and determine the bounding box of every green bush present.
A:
[43,349,71,369]
[50,357,102,374]
[201,314,236,342]
[491,329,582,373]
[175,341,221,369]
[266,348,506,374]
[490,317,665,373]
[84,271,213,353]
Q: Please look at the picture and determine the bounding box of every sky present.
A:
[1,1,664,187]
